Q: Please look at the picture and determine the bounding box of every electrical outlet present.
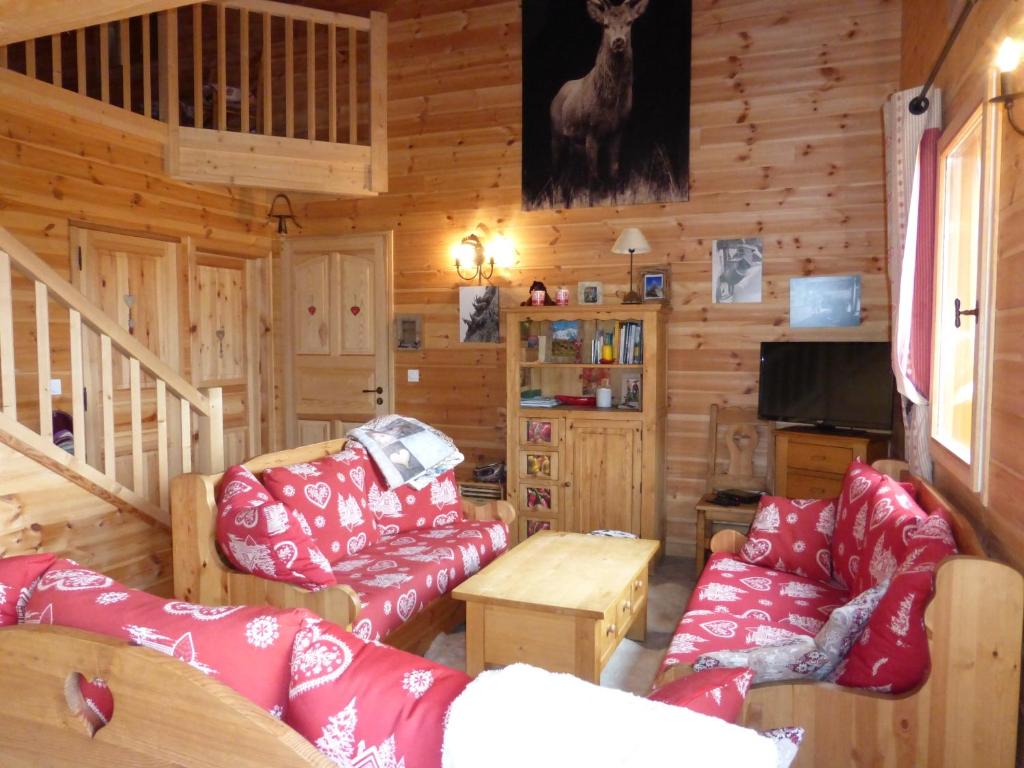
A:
[49,378,62,396]
[408,369,420,383]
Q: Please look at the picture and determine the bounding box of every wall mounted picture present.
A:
[789,275,862,328]
[395,315,422,350]
[712,238,763,304]
[459,285,500,342]
[522,0,693,211]
[578,281,603,304]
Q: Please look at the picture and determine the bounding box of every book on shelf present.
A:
[520,396,560,408]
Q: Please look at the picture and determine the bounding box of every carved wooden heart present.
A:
[350,306,361,316]
[308,305,317,316]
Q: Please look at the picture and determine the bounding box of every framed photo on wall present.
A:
[395,315,422,349]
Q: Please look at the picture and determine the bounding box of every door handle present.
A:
[362,386,384,394]
[954,297,978,329]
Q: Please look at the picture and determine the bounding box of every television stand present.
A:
[774,427,889,497]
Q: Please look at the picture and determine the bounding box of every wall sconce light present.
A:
[612,227,651,305]
[992,36,1024,136]
[453,232,517,284]
[269,193,302,235]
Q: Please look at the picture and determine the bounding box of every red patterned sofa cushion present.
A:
[216,465,337,590]
[0,552,57,625]
[285,618,470,767]
[691,553,848,633]
[23,559,314,716]
[262,449,380,563]
[831,461,888,590]
[331,520,510,642]
[340,442,465,537]
[835,513,957,693]
[647,667,753,723]
[659,611,816,678]
[740,496,837,580]
[852,476,928,595]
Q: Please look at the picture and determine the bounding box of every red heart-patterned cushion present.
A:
[830,461,888,589]
[835,513,957,693]
[285,618,470,766]
[216,465,337,590]
[262,448,380,564]
[24,559,316,716]
[739,496,837,581]
[852,476,928,595]
[0,552,57,626]
[335,443,465,538]
[647,667,753,724]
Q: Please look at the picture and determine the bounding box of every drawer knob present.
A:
[622,600,632,614]
[606,624,617,637]
[634,579,643,590]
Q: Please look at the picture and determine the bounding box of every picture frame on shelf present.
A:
[395,315,423,350]
[578,281,603,305]
[641,271,668,302]
[620,376,642,410]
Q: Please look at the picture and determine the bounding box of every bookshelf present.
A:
[504,304,668,548]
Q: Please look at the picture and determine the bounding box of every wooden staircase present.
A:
[0,0,387,196]
[0,227,224,529]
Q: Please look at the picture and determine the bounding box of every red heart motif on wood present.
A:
[350,306,361,316]
[308,305,317,316]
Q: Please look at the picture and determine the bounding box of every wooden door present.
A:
[70,227,184,500]
[567,418,642,535]
[283,234,392,447]
[189,250,264,467]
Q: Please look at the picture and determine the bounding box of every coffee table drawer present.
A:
[600,584,636,662]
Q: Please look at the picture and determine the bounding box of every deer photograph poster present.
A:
[522,0,692,211]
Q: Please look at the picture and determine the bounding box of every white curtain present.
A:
[883,88,942,479]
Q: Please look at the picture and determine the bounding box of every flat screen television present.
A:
[757,341,894,431]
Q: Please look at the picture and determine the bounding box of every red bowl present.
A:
[555,395,597,407]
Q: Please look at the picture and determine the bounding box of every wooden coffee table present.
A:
[452,531,659,684]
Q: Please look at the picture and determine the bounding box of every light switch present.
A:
[49,378,62,396]
[408,369,420,383]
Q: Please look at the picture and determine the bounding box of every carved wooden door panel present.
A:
[190,251,263,467]
[70,227,183,500]
[284,234,391,448]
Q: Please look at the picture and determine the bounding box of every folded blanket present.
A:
[347,414,464,490]
[442,664,786,768]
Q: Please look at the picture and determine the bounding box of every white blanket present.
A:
[346,414,463,490]
[442,664,785,768]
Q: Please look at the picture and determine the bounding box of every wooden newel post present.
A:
[197,386,224,474]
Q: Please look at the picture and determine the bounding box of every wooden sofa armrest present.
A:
[652,661,695,689]
[709,529,747,555]
[170,472,361,629]
[462,498,517,526]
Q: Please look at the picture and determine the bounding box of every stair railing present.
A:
[0,228,223,522]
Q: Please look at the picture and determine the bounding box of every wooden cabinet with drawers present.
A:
[774,428,888,497]
[505,305,667,547]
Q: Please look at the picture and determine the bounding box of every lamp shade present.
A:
[612,228,651,254]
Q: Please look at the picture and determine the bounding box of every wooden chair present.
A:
[693,404,768,573]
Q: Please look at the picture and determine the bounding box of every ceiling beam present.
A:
[0,1,200,46]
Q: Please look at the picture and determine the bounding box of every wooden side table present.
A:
[694,494,758,574]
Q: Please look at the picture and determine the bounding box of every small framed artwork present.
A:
[789,275,862,328]
[642,271,668,302]
[620,376,642,410]
[524,518,554,538]
[521,417,558,446]
[578,281,603,305]
[525,486,553,511]
[395,315,422,350]
[519,451,558,480]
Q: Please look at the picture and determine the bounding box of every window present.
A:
[932,103,997,492]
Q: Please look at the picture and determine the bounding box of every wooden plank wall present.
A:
[295,0,901,556]
[901,0,1024,572]
[0,67,274,591]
